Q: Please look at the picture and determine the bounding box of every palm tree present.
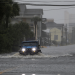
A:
[32,16,41,40]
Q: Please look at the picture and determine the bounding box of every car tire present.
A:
[38,50,42,53]
[30,53,34,55]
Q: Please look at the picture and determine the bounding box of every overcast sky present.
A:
[14,0,75,24]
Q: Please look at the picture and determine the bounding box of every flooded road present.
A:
[0,45,75,75]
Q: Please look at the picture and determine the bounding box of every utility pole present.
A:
[49,30,51,46]
[65,24,67,45]
[72,29,73,44]
[61,25,63,45]
[50,32,51,46]
[48,32,49,46]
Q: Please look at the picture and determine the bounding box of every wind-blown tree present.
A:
[0,0,19,28]
[0,22,34,53]
[5,1,19,28]
[32,16,41,40]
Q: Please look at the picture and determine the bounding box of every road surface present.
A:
[0,45,75,75]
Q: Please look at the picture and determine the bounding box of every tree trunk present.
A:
[34,21,37,40]
[35,24,36,40]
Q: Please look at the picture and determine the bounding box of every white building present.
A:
[64,11,75,43]
[64,11,75,33]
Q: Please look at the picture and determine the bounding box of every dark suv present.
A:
[19,40,42,55]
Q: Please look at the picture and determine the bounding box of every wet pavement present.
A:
[0,45,75,75]
[0,56,75,75]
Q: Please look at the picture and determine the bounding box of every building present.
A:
[50,27,61,44]
[11,4,43,41]
[64,11,75,32]
[64,11,75,43]
[41,18,47,37]
[46,19,64,45]
[41,18,47,46]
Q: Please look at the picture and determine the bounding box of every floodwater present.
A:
[0,45,75,75]
[0,44,75,58]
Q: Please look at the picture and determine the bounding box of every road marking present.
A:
[22,74,26,75]
[11,52,19,56]
[0,67,17,74]
[0,62,27,74]
[32,74,36,75]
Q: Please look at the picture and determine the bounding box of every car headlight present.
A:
[22,48,26,52]
[32,47,36,51]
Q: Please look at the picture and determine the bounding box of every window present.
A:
[54,35,58,40]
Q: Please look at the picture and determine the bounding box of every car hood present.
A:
[22,46,37,48]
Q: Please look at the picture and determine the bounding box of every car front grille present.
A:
[27,48,31,51]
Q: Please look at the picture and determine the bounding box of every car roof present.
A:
[22,40,39,43]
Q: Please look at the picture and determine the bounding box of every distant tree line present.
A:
[0,0,34,53]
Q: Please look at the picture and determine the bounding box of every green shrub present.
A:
[0,22,34,53]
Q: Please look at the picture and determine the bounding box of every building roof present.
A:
[46,22,64,28]
[18,4,43,16]
[69,23,75,26]
[24,9,43,15]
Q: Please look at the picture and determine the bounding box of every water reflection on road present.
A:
[0,45,75,75]
[42,45,75,56]
[21,74,60,75]
[1,73,61,75]
[1,45,75,58]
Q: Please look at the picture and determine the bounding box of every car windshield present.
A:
[22,42,37,46]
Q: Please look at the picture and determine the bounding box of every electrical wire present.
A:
[14,0,75,25]
[15,0,75,3]
[46,18,75,24]
[14,0,75,11]
[44,7,75,11]
[16,3,75,6]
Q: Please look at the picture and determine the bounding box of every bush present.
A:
[0,22,34,53]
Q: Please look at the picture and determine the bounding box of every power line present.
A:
[15,0,75,2]
[16,3,75,6]
[44,7,75,11]
[51,18,75,22]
